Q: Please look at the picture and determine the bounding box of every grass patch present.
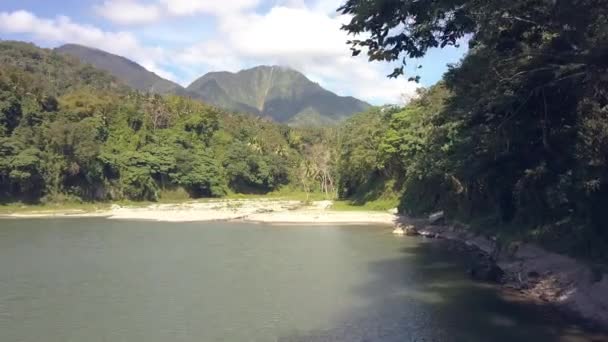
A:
[224,188,332,201]
[334,177,400,212]
[0,201,111,214]
[0,188,336,215]
[158,188,191,202]
[331,198,398,212]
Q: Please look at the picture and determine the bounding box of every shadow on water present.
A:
[279,239,607,342]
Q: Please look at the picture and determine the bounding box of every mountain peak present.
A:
[53,44,369,126]
[188,65,370,125]
[245,65,293,71]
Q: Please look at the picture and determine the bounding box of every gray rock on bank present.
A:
[409,222,608,327]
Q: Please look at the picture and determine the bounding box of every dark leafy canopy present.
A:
[338,1,608,259]
[0,41,333,203]
[340,0,608,78]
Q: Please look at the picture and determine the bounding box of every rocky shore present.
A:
[396,217,608,328]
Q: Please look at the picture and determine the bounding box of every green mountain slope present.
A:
[0,41,123,95]
[55,44,189,96]
[54,44,371,125]
[187,66,371,125]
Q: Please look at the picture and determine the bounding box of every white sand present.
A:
[244,210,396,225]
[4,199,398,225]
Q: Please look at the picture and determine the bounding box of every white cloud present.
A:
[160,0,260,16]
[310,0,345,15]
[1,1,422,104]
[140,61,178,81]
[0,10,176,82]
[95,0,262,24]
[87,0,421,102]
[95,1,161,25]
[177,41,244,72]
[173,4,419,103]
[229,7,346,58]
[0,10,140,54]
[301,56,419,104]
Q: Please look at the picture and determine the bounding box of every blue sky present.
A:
[0,0,468,104]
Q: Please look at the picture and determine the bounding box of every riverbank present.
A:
[397,219,608,329]
[1,199,398,225]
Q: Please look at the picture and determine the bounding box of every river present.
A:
[0,218,602,341]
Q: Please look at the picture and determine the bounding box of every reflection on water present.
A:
[0,219,604,341]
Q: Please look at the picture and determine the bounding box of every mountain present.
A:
[55,44,188,96]
[187,66,371,125]
[55,44,371,125]
[0,41,123,95]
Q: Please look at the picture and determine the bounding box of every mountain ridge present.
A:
[55,44,371,125]
[187,65,371,124]
[55,44,191,96]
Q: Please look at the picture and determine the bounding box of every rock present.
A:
[393,225,419,236]
[420,230,439,238]
[404,225,419,236]
[467,248,505,283]
[469,261,505,283]
[452,222,467,230]
[428,211,445,224]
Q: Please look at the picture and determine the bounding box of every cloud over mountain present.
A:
[0,0,466,104]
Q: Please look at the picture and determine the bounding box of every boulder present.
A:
[428,211,445,224]
[468,256,504,283]
[404,225,419,236]
[420,231,441,239]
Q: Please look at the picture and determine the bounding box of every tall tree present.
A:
[339,0,608,258]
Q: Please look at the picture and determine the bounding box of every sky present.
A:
[0,0,468,105]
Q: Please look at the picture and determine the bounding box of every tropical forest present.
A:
[1,1,608,339]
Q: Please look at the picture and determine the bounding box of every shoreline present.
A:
[399,221,608,330]
[1,199,398,225]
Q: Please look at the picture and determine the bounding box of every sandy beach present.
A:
[3,199,398,225]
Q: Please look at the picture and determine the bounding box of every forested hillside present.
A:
[188,66,371,125]
[337,0,608,259]
[55,44,189,96]
[0,41,335,203]
[55,44,370,126]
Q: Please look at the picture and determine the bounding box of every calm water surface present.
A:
[0,219,602,341]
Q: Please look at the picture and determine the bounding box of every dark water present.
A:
[0,219,602,341]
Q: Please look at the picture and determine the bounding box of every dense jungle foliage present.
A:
[338,0,608,259]
[0,41,335,203]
